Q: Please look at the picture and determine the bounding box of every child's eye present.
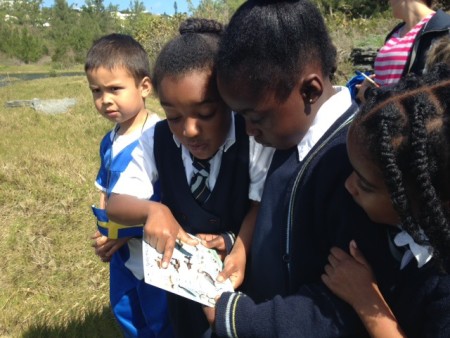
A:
[250,117,262,124]
[198,111,215,120]
[91,88,100,94]
[243,112,264,125]
[356,178,373,193]
[111,87,122,92]
[166,116,181,122]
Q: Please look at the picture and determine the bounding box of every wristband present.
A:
[91,205,143,239]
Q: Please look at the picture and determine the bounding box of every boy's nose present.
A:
[102,92,113,104]
[183,118,199,137]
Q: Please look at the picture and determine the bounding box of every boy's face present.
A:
[217,76,315,150]
[158,70,231,160]
[344,130,400,226]
[86,66,151,127]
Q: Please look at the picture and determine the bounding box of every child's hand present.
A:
[217,251,246,289]
[321,240,377,309]
[196,233,226,260]
[356,74,378,104]
[144,203,198,268]
[91,230,130,262]
[203,303,216,328]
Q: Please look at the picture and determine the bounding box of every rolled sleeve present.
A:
[248,137,275,202]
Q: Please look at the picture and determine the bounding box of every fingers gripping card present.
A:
[143,235,234,307]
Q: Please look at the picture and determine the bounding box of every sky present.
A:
[42,0,201,15]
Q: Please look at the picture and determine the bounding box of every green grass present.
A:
[0,64,84,75]
[0,13,400,335]
[0,75,164,337]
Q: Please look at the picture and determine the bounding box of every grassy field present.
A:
[0,12,398,337]
[0,75,163,337]
[0,64,84,75]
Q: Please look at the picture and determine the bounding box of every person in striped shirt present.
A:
[357,0,450,103]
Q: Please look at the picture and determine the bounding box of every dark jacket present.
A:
[215,104,373,337]
[154,116,250,237]
[214,102,450,337]
[380,243,450,338]
[153,114,251,338]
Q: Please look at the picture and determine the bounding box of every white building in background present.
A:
[112,11,131,20]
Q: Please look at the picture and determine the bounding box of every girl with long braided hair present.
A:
[322,64,450,338]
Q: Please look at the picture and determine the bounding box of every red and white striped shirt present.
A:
[374,13,434,86]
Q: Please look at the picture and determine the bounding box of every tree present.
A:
[2,0,45,25]
[312,0,389,18]
[129,0,146,15]
[190,0,231,23]
[129,13,186,64]
[49,0,77,63]
[18,27,45,63]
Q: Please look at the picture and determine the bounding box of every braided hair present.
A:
[350,64,450,266]
[217,0,337,102]
[152,18,224,95]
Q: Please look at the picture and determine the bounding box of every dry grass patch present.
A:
[0,75,164,337]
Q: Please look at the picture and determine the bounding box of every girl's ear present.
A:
[140,76,153,98]
[300,73,323,105]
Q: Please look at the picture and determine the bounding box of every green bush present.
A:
[0,23,46,63]
[126,13,187,66]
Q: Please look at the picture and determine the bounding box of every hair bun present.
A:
[179,18,223,35]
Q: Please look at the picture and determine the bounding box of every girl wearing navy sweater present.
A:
[206,0,394,337]
[323,65,450,338]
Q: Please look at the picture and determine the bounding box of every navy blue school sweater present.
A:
[153,115,250,338]
[375,235,450,338]
[214,105,450,337]
[153,116,250,236]
[215,104,381,337]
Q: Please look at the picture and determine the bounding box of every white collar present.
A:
[393,229,433,269]
[297,86,352,161]
[172,112,236,152]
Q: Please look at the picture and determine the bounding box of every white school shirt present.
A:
[95,113,160,193]
[296,86,353,161]
[112,113,274,202]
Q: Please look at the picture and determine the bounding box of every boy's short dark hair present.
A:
[85,33,151,84]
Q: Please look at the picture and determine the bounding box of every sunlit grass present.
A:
[0,64,84,74]
[0,12,401,336]
[0,75,163,337]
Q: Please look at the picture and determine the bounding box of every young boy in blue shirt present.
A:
[86,33,172,338]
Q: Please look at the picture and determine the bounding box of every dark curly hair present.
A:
[152,18,224,95]
[350,64,450,267]
[217,0,337,102]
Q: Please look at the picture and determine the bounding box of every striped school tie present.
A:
[190,157,211,204]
